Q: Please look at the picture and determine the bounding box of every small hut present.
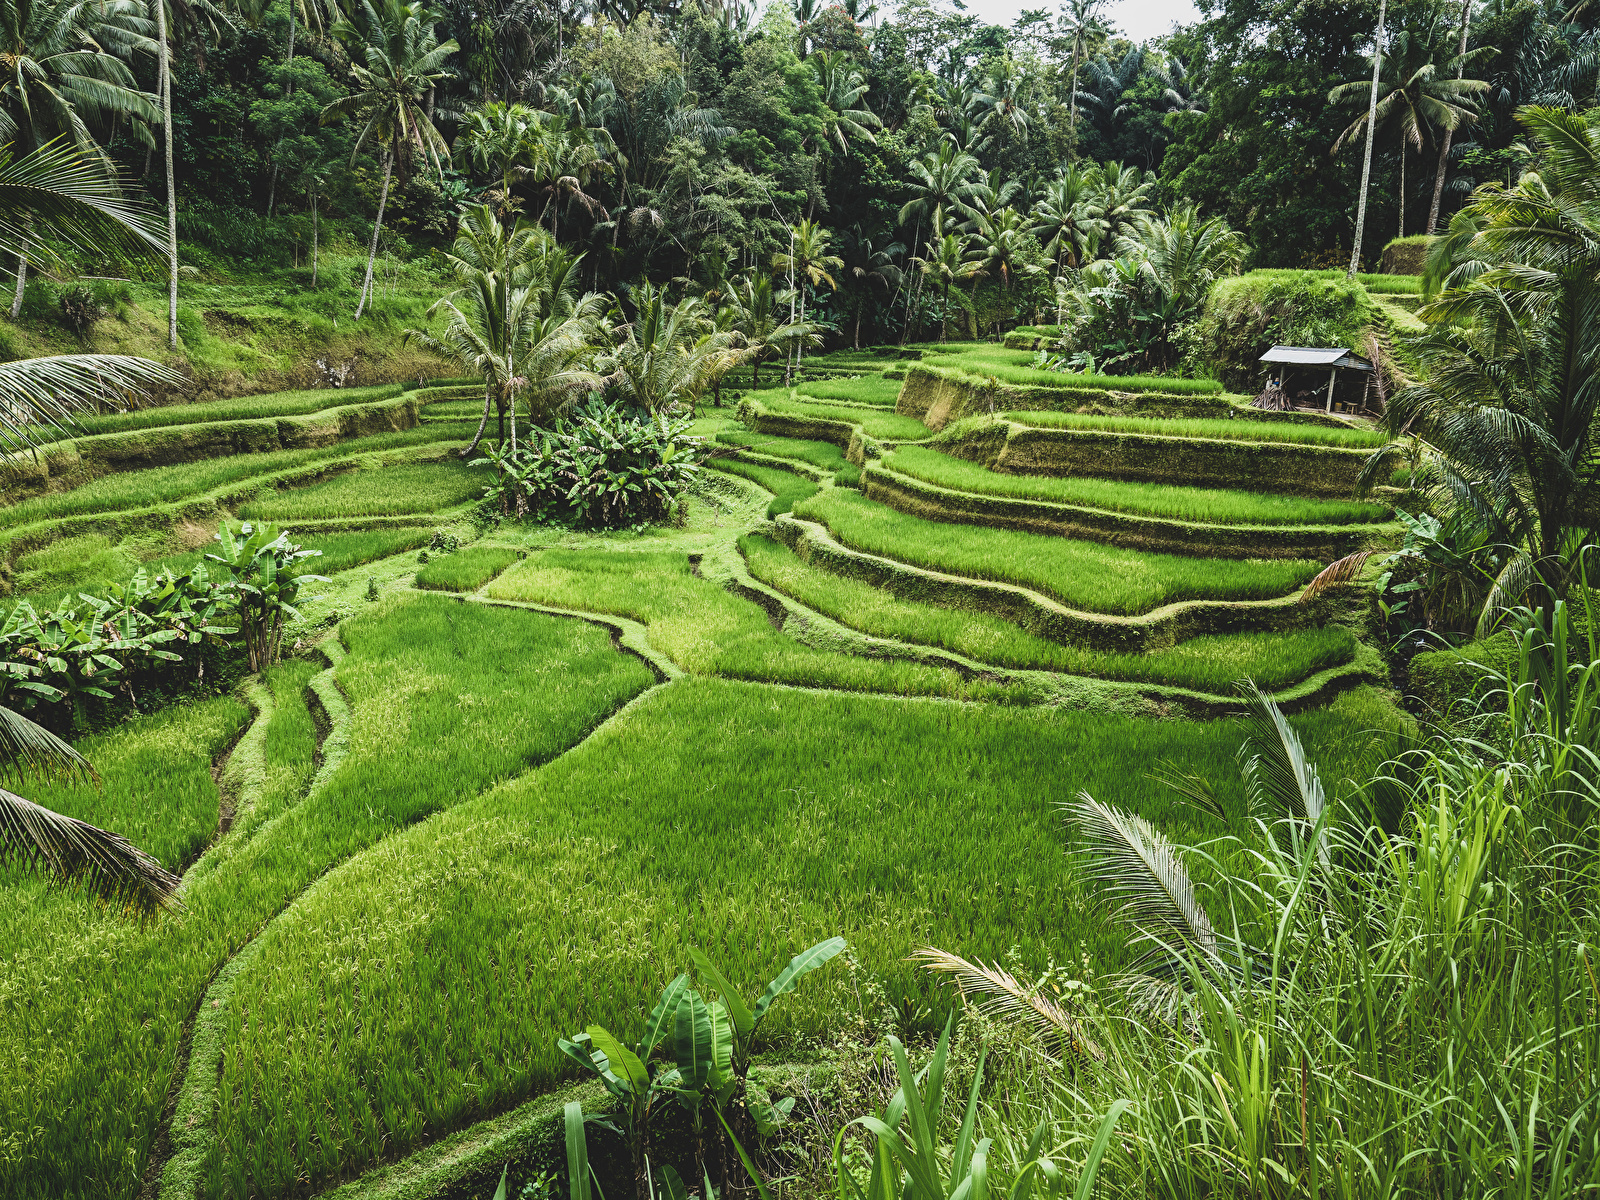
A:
[1254,346,1377,414]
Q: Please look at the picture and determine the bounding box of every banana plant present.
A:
[205,522,327,672]
[689,935,847,1084]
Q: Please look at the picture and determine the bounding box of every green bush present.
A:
[1199,272,1378,391]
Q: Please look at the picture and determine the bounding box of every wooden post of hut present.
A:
[1253,346,1377,415]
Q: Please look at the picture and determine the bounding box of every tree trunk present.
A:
[157,0,178,349]
[462,387,492,457]
[311,186,319,286]
[1347,0,1387,278]
[1427,0,1472,234]
[941,281,949,341]
[267,165,277,217]
[355,150,392,320]
[1068,33,1082,157]
[854,300,862,349]
[9,249,24,321]
[1398,141,1405,240]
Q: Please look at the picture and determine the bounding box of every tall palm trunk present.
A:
[1068,33,1083,158]
[355,149,393,320]
[157,0,178,349]
[1427,0,1472,234]
[1397,141,1406,239]
[462,386,492,457]
[10,241,25,321]
[310,184,319,286]
[1348,0,1387,278]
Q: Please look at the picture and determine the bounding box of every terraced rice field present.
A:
[0,349,1399,1199]
[1005,409,1388,448]
[920,346,1227,393]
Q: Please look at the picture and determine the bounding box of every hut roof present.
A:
[1259,346,1376,371]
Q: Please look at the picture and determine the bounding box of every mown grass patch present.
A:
[416,546,522,591]
[751,392,931,440]
[203,675,1401,1196]
[921,347,1225,394]
[1004,409,1386,448]
[705,459,819,517]
[798,376,902,407]
[884,446,1390,526]
[741,533,1357,692]
[0,594,653,1199]
[49,385,403,437]
[792,490,1320,614]
[238,462,487,521]
[714,431,849,473]
[486,548,994,698]
[0,422,479,531]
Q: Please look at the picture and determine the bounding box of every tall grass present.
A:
[0,422,480,530]
[1246,266,1424,294]
[46,385,403,437]
[798,376,902,407]
[752,392,931,440]
[922,347,1225,394]
[0,594,653,1199]
[1004,410,1386,448]
[791,490,1320,614]
[486,549,992,698]
[706,459,819,517]
[741,533,1356,692]
[715,432,849,473]
[200,675,1400,1196]
[238,462,487,520]
[306,528,436,574]
[884,446,1391,526]
[415,546,522,591]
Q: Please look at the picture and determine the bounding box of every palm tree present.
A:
[1093,160,1157,243]
[721,271,812,388]
[456,100,541,216]
[838,226,902,349]
[1427,0,1473,233]
[1330,20,1488,241]
[969,57,1029,153]
[1059,0,1105,155]
[403,204,604,456]
[898,144,979,342]
[808,49,882,154]
[1155,52,1206,114]
[602,283,742,412]
[0,0,161,320]
[772,217,841,379]
[1030,163,1106,277]
[911,209,983,341]
[323,0,458,320]
[968,206,1029,295]
[522,116,610,241]
[1073,45,1147,154]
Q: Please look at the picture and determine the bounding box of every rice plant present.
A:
[486,549,990,698]
[714,432,849,473]
[415,546,522,591]
[920,348,1225,394]
[740,534,1357,692]
[45,385,402,438]
[1004,410,1386,448]
[797,376,902,407]
[883,446,1391,526]
[791,490,1321,614]
[237,462,488,520]
[705,459,819,517]
[751,393,931,441]
[197,673,1399,1197]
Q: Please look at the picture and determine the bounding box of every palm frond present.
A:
[0,704,94,786]
[1300,549,1378,603]
[0,784,181,914]
[1476,547,1539,639]
[0,353,187,455]
[912,946,1102,1059]
[1238,681,1329,864]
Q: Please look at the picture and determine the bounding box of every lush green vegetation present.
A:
[705,458,819,517]
[1004,409,1386,448]
[39,385,403,437]
[200,674,1397,1195]
[487,549,995,698]
[1245,268,1423,294]
[748,392,932,441]
[792,490,1320,614]
[714,431,850,473]
[797,376,903,407]
[415,546,522,591]
[0,424,478,532]
[742,534,1356,691]
[922,347,1226,394]
[238,462,487,520]
[883,445,1391,526]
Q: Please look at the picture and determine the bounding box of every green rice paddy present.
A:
[741,533,1357,692]
[920,347,1225,394]
[238,461,488,520]
[1004,410,1387,448]
[791,489,1320,614]
[748,392,932,440]
[797,376,903,406]
[714,431,850,473]
[45,384,403,437]
[415,545,522,591]
[883,445,1391,525]
[705,458,819,516]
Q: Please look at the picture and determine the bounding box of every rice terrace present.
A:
[3,0,1600,1196]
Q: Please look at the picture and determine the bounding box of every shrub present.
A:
[1197,272,1377,391]
[474,401,703,529]
[57,285,104,337]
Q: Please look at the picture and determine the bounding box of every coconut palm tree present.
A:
[602,283,742,412]
[1330,20,1488,241]
[1060,0,1105,154]
[456,100,542,216]
[911,209,983,341]
[323,0,458,320]
[808,49,881,154]
[838,226,902,349]
[1030,163,1106,275]
[772,217,841,379]
[402,204,604,455]
[522,116,611,241]
[721,270,813,389]
[969,57,1029,154]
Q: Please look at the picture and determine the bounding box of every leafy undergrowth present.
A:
[46,384,403,437]
[239,462,487,521]
[416,546,522,591]
[748,391,931,440]
[1005,409,1386,448]
[791,490,1321,614]
[0,593,653,1199]
[486,548,1002,699]
[202,676,1403,1197]
[883,446,1391,525]
[741,534,1357,692]
[797,376,902,407]
[714,431,849,473]
[705,459,819,517]
[0,423,479,531]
